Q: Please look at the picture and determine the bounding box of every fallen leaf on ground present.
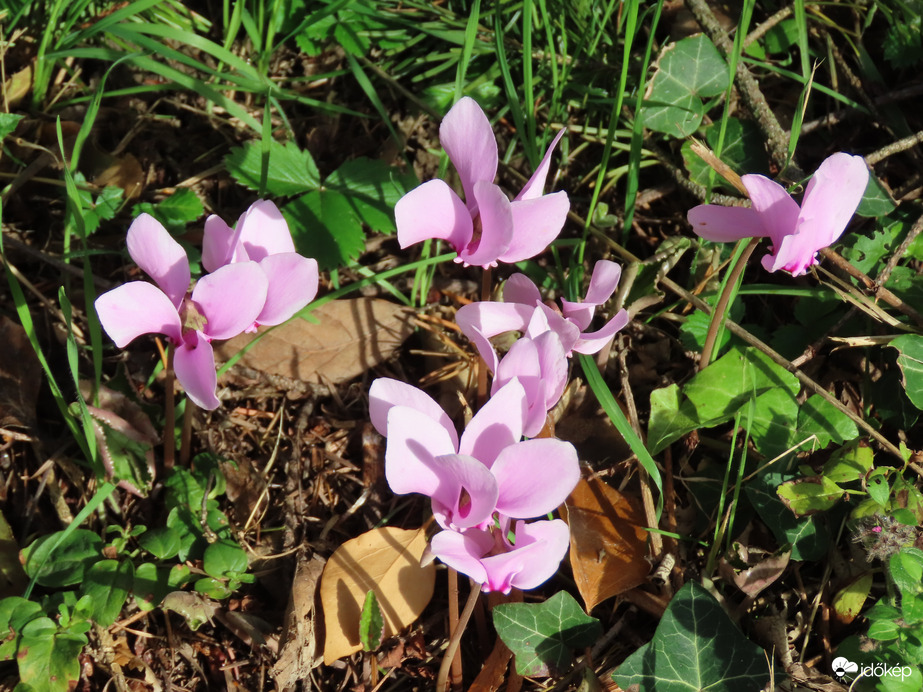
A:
[217,298,414,385]
[320,527,434,664]
[91,150,145,200]
[273,553,326,690]
[562,476,650,612]
[0,315,42,432]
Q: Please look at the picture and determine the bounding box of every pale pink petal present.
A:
[795,152,869,250]
[493,338,545,436]
[202,214,244,273]
[687,204,766,243]
[191,262,268,340]
[492,439,579,518]
[516,129,567,201]
[395,179,473,253]
[126,214,190,307]
[459,378,527,468]
[584,260,622,305]
[572,309,629,355]
[534,330,569,414]
[429,453,499,530]
[440,97,498,213]
[464,322,500,374]
[455,302,533,341]
[384,406,457,496]
[502,274,542,306]
[95,282,182,348]
[368,378,459,448]
[742,174,801,248]
[505,519,571,590]
[528,304,579,355]
[559,300,594,333]
[762,233,816,276]
[173,331,220,410]
[429,529,492,585]
[255,254,319,326]
[237,199,297,261]
[459,182,513,267]
[499,191,570,264]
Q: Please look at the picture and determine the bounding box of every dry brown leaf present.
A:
[0,315,42,432]
[91,151,144,200]
[3,65,32,108]
[273,553,326,690]
[216,298,414,385]
[320,527,435,664]
[562,476,650,612]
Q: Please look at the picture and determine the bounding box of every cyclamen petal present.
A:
[458,378,527,468]
[234,199,297,261]
[460,182,514,267]
[384,406,457,496]
[95,281,184,348]
[126,214,191,308]
[440,97,499,216]
[516,129,567,202]
[202,214,245,273]
[395,179,473,253]
[429,453,499,530]
[255,253,319,326]
[491,438,579,518]
[191,262,268,340]
[173,331,220,410]
[500,191,570,264]
[368,377,459,448]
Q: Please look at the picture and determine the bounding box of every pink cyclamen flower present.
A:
[368,377,579,532]
[202,199,319,327]
[430,518,571,594]
[687,152,869,276]
[395,96,570,267]
[95,214,268,410]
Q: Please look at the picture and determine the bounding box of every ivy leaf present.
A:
[359,590,384,652]
[776,475,845,516]
[613,581,770,692]
[855,172,897,218]
[892,334,923,410]
[225,140,321,196]
[746,471,829,561]
[648,384,701,455]
[493,591,602,677]
[681,118,769,191]
[796,395,860,449]
[283,189,365,270]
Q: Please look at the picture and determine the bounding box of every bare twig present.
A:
[743,5,794,49]
[877,212,923,287]
[866,130,923,165]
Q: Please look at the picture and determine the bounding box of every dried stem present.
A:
[438,580,480,692]
[163,347,175,470]
[179,399,194,466]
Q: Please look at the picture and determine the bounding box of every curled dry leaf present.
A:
[320,527,435,664]
[273,553,326,689]
[562,476,649,613]
[0,315,42,433]
[216,298,414,385]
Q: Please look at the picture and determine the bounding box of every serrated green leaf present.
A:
[643,35,728,137]
[359,590,384,651]
[132,188,203,234]
[613,581,769,692]
[283,189,365,270]
[21,529,103,588]
[80,559,133,627]
[493,591,602,677]
[324,157,417,233]
[892,335,923,410]
[777,475,844,516]
[225,140,320,196]
[17,617,85,692]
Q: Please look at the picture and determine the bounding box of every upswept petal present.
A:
[191,262,268,340]
[236,199,297,261]
[440,97,498,214]
[455,301,533,341]
[572,308,629,355]
[95,282,183,348]
[741,174,800,248]
[395,179,473,253]
[534,330,569,413]
[583,260,622,305]
[493,338,546,437]
[687,204,766,243]
[429,529,492,586]
[494,519,571,591]
[429,453,499,530]
[255,254,319,326]
[126,214,191,307]
[502,273,542,307]
[516,129,567,202]
[526,304,580,355]
[458,378,527,468]
[173,331,220,410]
[797,152,869,249]
[460,182,514,267]
[368,378,459,448]
[202,214,244,272]
[491,438,579,518]
[500,191,570,264]
[384,406,457,496]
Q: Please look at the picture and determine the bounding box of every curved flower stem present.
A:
[180,399,194,466]
[699,237,759,371]
[163,346,175,470]
[438,579,481,692]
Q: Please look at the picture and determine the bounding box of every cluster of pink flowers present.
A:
[95,200,318,409]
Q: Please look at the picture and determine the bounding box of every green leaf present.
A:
[283,189,365,270]
[796,395,860,450]
[855,172,897,218]
[21,529,103,588]
[749,387,800,459]
[681,118,769,190]
[0,113,23,141]
[643,35,729,137]
[613,581,769,692]
[202,539,248,579]
[822,442,874,484]
[868,469,892,507]
[80,559,133,627]
[777,475,844,516]
[132,188,203,233]
[493,591,602,677]
[890,548,923,597]
[17,617,86,692]
[324,158,417,233]
[892,335,923,410]
[138,527,182,560]
[225,139,321,196]
[133,562,173,612]
[193,576,235,600]
[746,471,829,561]
[647,384,700,455]
[359,590,384,652]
